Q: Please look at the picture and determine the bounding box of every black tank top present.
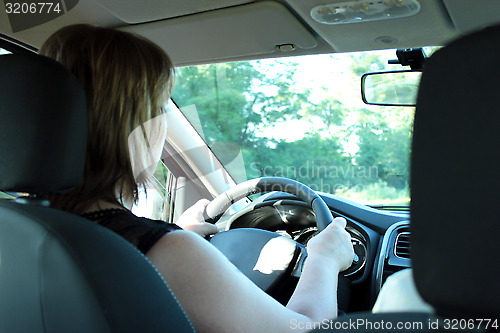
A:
[81,209,181,254]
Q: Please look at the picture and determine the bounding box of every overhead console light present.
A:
[311,0,420,25]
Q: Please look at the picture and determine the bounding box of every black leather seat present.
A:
[0,54,194,332]
[411,24,500,320]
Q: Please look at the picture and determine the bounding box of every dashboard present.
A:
[219,191,411,312]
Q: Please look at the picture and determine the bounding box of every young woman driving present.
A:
[41,24,354,333]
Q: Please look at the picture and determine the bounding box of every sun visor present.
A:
[95,0,249,24]
[443,0,500,35]
[120,1,318,66]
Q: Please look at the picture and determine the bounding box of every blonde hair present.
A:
[41,24,175,214]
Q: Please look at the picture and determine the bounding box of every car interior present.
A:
[1,0,500,332]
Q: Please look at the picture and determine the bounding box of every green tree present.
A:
[354,108,413,189]
[252,134,351,193]
[173,61,313,148]
[172,54,413,204]
[173,62,262,146]
[172,60,324,184]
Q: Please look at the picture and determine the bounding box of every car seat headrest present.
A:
[411,24,500,318]
[0,54,87,195]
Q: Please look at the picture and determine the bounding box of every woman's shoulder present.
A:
[82,208,181,254]
[121,211,177,228]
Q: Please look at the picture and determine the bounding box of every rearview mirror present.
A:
[361,70,422,106]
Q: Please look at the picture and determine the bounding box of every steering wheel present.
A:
[205,177,334,293]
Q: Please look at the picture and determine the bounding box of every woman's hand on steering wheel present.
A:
[204,177,355,293]
[306,217,355,272]
[176,199,220,238]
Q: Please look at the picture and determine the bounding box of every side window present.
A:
[132,161,173,222]
[132,146,210,224]
[131,100,218,223]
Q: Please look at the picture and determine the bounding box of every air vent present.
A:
[394,231,411,259]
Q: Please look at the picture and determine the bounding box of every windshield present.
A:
[171,49,419,207]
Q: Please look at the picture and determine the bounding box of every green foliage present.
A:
[336,181,410,206]
[173,63,262,145]
[171,53,413,205]
[249,134,348,191]
[354,107,413,189]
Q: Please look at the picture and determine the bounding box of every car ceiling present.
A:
[1,0,500,66]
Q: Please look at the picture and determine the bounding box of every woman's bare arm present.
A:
[286,218,354,321]
[146,217,353,333]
